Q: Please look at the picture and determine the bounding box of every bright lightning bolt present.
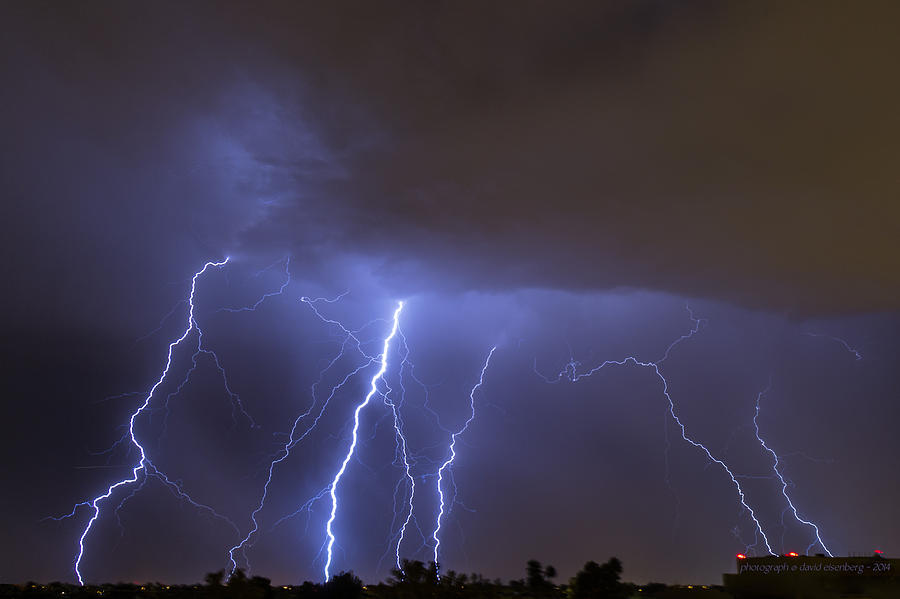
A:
[752,385,833,556]
[228,292,377,575]
[432,346,497,573]
[67,258,230,585]
[323,301,404,582]
[535,307,778,557]
[57,264,845,583]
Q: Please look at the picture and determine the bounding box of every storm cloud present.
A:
[3,2,900,586]
[3,1,899,319]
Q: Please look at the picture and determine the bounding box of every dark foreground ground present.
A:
[0,558,731,599]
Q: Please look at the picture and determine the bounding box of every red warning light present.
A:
[874,550,884,554]
[786,552,799,557]
[736,553,747,560]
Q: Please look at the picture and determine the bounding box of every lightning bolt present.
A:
[227,292,379,575]
[218,256,293,314]
[156,323,257,441]
[535,307,777,556]
[323,301,404,582]
[432,346,497,573]
[380,361,417,572]
[58,262,846,583]
[64,259,232,584]
[752,385,833,556]
[153,258,293,442]
[375,332,448,576]
[804,332,863,361]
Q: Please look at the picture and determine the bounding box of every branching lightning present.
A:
[752,385,833,556]
[63,259,231,585]
[534,307,778,556]
[227,292,380,575]
[54,255,859,584]
[380,369,417,572]
[57,275,506,581]
[59,257,298,583]
[157,326,256,440]
[804,332,863,361]
[218,257,293,314]
[432,347,497,573]
[376,331,450,575]
[323,301,404,582]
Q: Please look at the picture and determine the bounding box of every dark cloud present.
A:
[4,1,899,321]
[237,1,900,314]
[272,1,900,314]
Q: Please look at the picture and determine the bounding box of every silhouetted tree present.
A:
[228,569,247,586]
[385,560,442,599]
[323,571,363,599]
[525,560,559,597]
[527,560,547,590]
[544,565,557,581]
[568,557,626,599]
[225,568,252,599]
[247,575,271,599]
[639,582,668,596]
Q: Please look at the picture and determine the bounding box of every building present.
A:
[723,552,899,598]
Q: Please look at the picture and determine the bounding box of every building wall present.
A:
[723,555,899,599]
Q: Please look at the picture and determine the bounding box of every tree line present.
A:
[2,558,728,598]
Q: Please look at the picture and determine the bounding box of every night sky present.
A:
[2,0,899,588]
